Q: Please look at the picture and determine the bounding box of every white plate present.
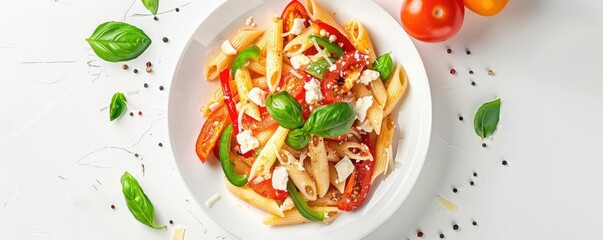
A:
[167,0,431,239]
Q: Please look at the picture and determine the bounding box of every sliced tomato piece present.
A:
[282,69,307,100]
[248,179,289,201]
[338,134,375,211]
[241,111,277,131]
[281,0,310,45]
[196,105,230,163]
[321,50,370,104]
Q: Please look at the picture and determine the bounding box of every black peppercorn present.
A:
[153,16,158,21]
[470,181,475,186]
[502,160,508,166]
[452,188,458,193]
[466,50,471,55]
[169,220,174,224]
[133,69,139,73]
[129,112,134,117]
[158,142,163,147]
[469,70,474,74]
[458,116,464,121]
[162,37,169,43]
[453,224,459,230]
[472,221,477,226]
[473,172,478,177]
[175,8,180,12]
[471,81,476,86]
[439,233,445,239]
[134,153,139,158]
[159,85,164,91]
[482,143,487,148]
[144,83,149,88]
[111,204,115,209]
[446,48,452,54]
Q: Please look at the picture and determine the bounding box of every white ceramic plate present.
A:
[168,0,431,239]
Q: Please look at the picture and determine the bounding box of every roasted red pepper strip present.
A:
[314,20,355,52]
[220,68,254,157]
[338,134,375,211]
[248,179,288,201]
[196,105,230,163]
[321,50,370,104]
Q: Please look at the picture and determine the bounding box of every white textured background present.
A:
[1,0,602,239]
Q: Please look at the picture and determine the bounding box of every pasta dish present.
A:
[195,0,408,225]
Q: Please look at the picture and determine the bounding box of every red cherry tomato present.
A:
[400,0,465,43]
[248,179,289,201]
[281,0,310,45]
[196,105,230,162]
[464,0,508,16]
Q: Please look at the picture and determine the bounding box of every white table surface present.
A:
[1,0,602,239]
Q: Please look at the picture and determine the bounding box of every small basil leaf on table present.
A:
[286,128,310,150]
[265,91,304,129]
[109,92,127,121]
[86,22,152,62]
[120,172,166,229]
[303,102,356,138]
[373,52,394,81]
[141,0,159,15]
[474,98,501,139]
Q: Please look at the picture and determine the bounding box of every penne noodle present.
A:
[369,79,387,108]
[309,136,330,198]
[230,151,252,175]
[254,31,269,55]
[284,25,317,57]
[249,126,289,181]
[263,207,341,226]
[366,103,384,134]
[328,163,345,193]
[372,114,395,182]
[344,20,377,64]
[255,124,278,148]
[205,28,264,80]
[279,150,318,201]
[309,187,342,206]
[225,180,284,217]
[305,0,346,35]
[201,82,239,116]
[266,17,284,92]
[351,83,372,98]
[252,76,268,90]
[248,57,267,76]
[325,141,373,161]
[384,64,409,116]
[234,68,261,120]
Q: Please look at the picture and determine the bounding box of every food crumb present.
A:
[122,64,129,70]
[436,195,458,212]
[146,67,152,73]
[110,204,115,209]
[205,193,221,208]
[488,69,495,76]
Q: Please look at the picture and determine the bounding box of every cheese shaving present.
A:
[311,38,333,67]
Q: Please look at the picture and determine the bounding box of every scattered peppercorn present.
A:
[146,62,152,67]
[153,16,158,21]
[502,160,508,166]
[440,233,445,239]
[450,68,456,75]
[175,8,180,12]
[111,204,115,209]
[472,221,478,226]
[158,142,163,147]
[138,111,142,116]
[453,224,459,231]
[169,220,174,224]
[122,64,129,70]
[162,37,169,43]
[159,85,165,91]
[144,83,149,88]
[488,69,494,76]
[466,49,471,55]
[133,69,139,73]
[473,172,478,177]
[458,116,464,121]
[146,67,152,73]
[482,143,487,148]
[417,231,423,238]
[469,70,474,74]
[471,81,476,86]
[452,188,458,193]
[446,48,452,54]
[134,153,139,158]
[129,112,134,117]
[470,181,475,186]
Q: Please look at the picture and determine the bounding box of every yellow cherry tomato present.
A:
[464,0,509,16]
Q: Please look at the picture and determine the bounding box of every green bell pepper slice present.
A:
[308,35,343,57]
[287,179,324,221]
[220,124,248,187]
[305,57,336,79]
[231,45,260,76]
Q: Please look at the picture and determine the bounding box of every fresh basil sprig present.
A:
[303,102,356,138]
[474,98,501,139]
[373,52,394,81]
[286,129,310,150]
[141,0,159,15]
[86,22,152,62]
[265,91,304,129]
[120,172,166,229]
[110,92,127,121]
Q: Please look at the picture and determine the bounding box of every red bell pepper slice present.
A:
[314,20,355,52]
[220,68,254,157]
[338,134,375,211]
[321,50,370,104]
[248,179,289,201]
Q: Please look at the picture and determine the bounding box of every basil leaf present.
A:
[120,172,166,229]
[110,92,127,121]
[141,0,159,15]
[373,52,394,81]
[303,102,356,138]
[265,91,304,129]
[231,45,260,76]
[286,128,310,150]
[474,98,501,139]
[86,22,152,62]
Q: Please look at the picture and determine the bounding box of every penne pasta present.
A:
[248,57,267,76]
[309,188,342,206]
[308,136,330,198]
[328,163,345,193]
[249,126,289,181]
[251,76,268,90]
[266,17,284,92]
[369,79,387,108]
[283,25,317,57]
[366,103,384,134]
[201,82,238,116]
[305,0,346,35]
[254,31,269,55]
[263,207,341,226]
[384,64,409,116]
[372,114,395,182]
[344,20,377,64]
[225,180,284,217]
[279,150,318,201]
[234,68,261,120]
[325,140,373,161]
[351,83,372,98]
[255,124,279,148]
[205,28,264,80]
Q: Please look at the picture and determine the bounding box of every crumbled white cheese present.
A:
[171,226,186,240]
[271,166,289,191]
[356,120,373,133]
[304,78,323,104]
[324,211,330,219]
[221,40,237,55]
[355,96,373,122]
[247,87,266,107]
[328,34,337,42]
[290,54,311,69]
[289,18,307,35]
[280,196,294,211]
[358,69,380,85]
[335,156,354,183]
[245,16,254,26]
[205,193,221,208]
[208,102,221,112]
[236,130,259,154]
